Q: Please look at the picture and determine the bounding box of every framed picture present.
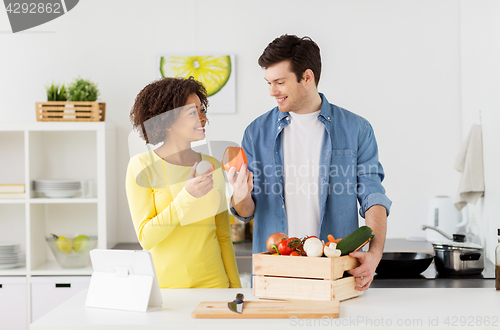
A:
[157,54,236,114]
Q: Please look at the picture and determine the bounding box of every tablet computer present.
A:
[86,249,162,312]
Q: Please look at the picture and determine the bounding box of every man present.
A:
[228,35,391,290]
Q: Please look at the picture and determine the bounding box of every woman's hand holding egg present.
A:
[185,161,214,198]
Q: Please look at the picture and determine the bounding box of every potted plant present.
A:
[36,78,105,122]
[46,83,68,101]
[67,78,99,102]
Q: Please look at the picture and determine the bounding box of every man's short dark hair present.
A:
[258,34,321,86]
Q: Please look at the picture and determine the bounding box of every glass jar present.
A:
[230,217,246,243]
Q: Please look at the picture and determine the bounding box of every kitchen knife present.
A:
[227,293,244,313]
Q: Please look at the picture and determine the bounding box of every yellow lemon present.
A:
[55,236,72,254]
[160,55,232,97]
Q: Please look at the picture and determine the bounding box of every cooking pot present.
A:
[432,242,484,275]
[422,225,485,275]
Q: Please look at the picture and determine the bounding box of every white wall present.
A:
[460,0,500,262]
[1,1,496,251]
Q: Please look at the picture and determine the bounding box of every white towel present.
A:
[454,124,485,211]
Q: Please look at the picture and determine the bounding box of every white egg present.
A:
[196,160,213,176]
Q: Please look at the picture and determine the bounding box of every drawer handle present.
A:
[55,283,71,288]
[0,284,2,288]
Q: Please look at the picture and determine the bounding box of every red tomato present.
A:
[277,240,292,255]
[222,147,248,172]
[278,237,303,255]
[290,251,301,256]
[266,232,288,254]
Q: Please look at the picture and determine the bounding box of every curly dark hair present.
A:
[258,34,322,87]
[130,77,209,145]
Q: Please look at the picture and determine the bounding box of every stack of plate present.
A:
[33,180,81,198]
[0,242,25,269]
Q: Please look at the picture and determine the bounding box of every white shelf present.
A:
[0,199,26,204]
[0,266,27,276]
[29,198,98,204]
[30,262,93,276]
[0,122,117,327]
[0,122,114,132]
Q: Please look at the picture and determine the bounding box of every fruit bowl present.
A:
[46,235,97,268]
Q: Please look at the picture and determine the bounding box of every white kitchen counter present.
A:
[31,288,500,330]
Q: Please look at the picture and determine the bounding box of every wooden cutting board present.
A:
[191,299,339,319]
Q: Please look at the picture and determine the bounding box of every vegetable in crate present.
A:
[323,242,341,258]
[302,237,323,257]
[336,226,373,256]
[266,232,288,254]
[277,237,303,255]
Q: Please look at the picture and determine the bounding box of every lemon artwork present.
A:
[160,56,232,97]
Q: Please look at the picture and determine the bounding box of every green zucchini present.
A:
[336,226,373,256]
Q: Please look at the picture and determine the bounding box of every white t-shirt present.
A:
[283,110,324,238]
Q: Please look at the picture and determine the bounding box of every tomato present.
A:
[277,240,293,255]
[278,237,303,255]
[290,251,301,256]
[222,147,248,172]
[266,232,288,254]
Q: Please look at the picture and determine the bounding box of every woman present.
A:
[126,77,241,288]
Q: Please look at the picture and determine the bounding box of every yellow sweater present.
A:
[125,150,241,288]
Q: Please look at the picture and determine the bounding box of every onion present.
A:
[266,232,288,254]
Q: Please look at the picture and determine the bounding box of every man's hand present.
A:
[347,204,387,291]
[347,249,383,291]
[227,163,255,218]
[227,163,253,204]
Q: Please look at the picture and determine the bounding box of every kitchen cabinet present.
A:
[0,276,27,330]
[31,276,90,322]
[0,122,117,328]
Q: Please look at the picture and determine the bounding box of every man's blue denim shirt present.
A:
[231,93,392,254]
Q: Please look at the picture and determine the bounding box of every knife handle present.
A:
[234,293,244,303]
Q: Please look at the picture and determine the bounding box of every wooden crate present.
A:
[252,253,363,301]
[35,102,106,122]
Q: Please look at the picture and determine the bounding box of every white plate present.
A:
[35,182,80,186]
[35,188,81,192]
[34,182,80,187]
[34,180,80,184]
[43,190,80,198]
[0,262,25,269]
[0,242,20,247]
[35,184,81,190]
[0,250,20,255]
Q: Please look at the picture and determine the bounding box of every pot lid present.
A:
[432,240,483,250]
